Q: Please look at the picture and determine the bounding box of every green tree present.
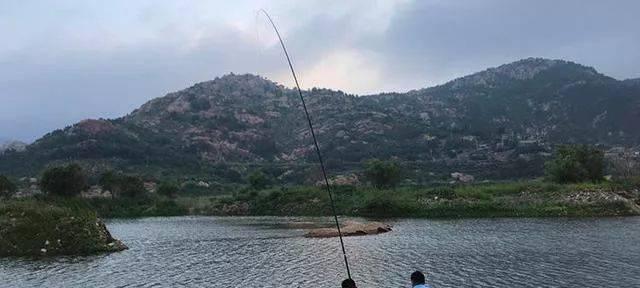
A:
[39,164,87,197]
[98,171,118,192]
[117,175,146,198]
[545,145,604,183]
[248,170,270,190]
[0,175,17,198]
[157,182,179,198]
[364,159,402,188]
[98,171,146,198]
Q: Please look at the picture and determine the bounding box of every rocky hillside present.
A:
[0,140,27,155]
[1,58,639,184]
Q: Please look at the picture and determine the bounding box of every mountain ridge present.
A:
[2,58,639,184]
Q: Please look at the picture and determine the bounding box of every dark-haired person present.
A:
[341,278,357,288]
[411,271,432,288]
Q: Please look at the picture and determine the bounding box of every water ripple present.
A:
[1,216,640,288]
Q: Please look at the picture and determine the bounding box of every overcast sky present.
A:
[1,0,639,142]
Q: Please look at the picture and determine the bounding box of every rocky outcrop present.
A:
[314,174,361,186]
[0,140,27,155]
[221,202,250,216]
[305,220,392,238]
[451,172,474,183]
[562,189,640,215]
[96,220,128,253]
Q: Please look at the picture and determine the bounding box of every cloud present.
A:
[370,0,640,86]
[0,0,639,141]
[276,49,384,94]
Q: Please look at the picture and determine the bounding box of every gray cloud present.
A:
[371,0,640,85]
[1,0,639,141]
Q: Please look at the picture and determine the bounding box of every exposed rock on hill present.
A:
[1,58,639,183]
[0,140,27,155]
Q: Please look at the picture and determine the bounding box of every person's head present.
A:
[341,278,357,288]
[411,271,425,286]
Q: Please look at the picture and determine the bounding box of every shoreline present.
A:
[92,181,640,219]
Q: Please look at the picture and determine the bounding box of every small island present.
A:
[305,220,392,238]
[1,167,127,257]
[0,198,127,257]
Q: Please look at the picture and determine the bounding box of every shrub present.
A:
[360,189,419,216]
[247,170,271,190]
[157,182,179,198]
[39,164,87,197]
[190,97,211,111]
[98,170,118,193]
[0,175,17,198]
[430,186,456,199]
[364,159,402,188]
[98,171,146,198]
[116,175,146,198]
[545,145,604,183]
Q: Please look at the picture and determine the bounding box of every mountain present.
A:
[1,58,639,184]
[0,140,27,155]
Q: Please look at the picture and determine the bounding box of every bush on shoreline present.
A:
[364,159,402,188]
[545,145,604,183]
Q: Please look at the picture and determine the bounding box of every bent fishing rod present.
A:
[259,9,352,280]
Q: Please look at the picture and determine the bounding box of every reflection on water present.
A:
[1,216,639,288]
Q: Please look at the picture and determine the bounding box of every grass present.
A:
[11,179,637,221]
[211,179,640,218]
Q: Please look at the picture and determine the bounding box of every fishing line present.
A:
[258,9,352,280]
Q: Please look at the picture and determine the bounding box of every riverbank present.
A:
[0,198,127,257]
[88,180,640,218]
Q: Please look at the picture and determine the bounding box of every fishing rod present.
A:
[259,9,352,280]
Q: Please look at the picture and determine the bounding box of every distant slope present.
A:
[0,140,27,155]
[2,58,639,183]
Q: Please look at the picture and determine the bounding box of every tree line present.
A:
[0,144,636,200]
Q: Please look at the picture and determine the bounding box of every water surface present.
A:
[2,216,639,287]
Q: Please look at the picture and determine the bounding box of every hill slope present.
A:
[1,58,639,184]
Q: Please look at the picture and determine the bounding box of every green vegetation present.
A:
[364,159,402,188]
[5,60,639,185]
[2,149,637,221]
[99,171,146,198]
[157,182,179,198]
[3,179,638,220]
[175,179,640,218]
[39,164,87,197]
[545,145,604,183]
[0,198,126,256]
[247,170,271,190]
[92,172,186,217]
[0,175,16,198]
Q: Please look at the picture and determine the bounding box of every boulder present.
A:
[451,172,475,183]
[314,174,360,186]
[305,220,392,238]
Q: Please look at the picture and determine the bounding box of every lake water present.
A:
[1,216,639,288]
